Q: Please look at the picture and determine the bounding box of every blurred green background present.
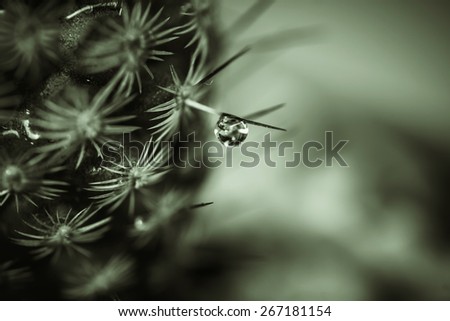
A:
[188,0,450,300]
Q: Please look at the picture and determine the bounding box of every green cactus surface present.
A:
[0,0,287,300]
[0,0,222,299]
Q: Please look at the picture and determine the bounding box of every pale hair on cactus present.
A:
[0,0,62,80]
[34,84,140,169]
[148,47,208,139]
[12,207,111,261]
[129,189,213,248]
[148,45,250,139]
[0,151,68,211]
[178,0,212,50]
[63,255,135,299]
[80,2,180,96]
[87,140,171,215]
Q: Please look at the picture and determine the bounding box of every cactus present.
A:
[0,0,285,300]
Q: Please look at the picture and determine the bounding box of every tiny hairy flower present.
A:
[178,0,212,50]
[13,207,111,261]
[0,150,67,211]
[148,47,251,139]
[88,140,171,215]
[63,255,134,299]
[129,190,188,247]
[80,2,179,95]
[130,190,213,247]
[0,1,61,80]
[34,85,139,168]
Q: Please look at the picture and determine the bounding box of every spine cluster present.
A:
[0,0,216,299]
[0,0,285,299]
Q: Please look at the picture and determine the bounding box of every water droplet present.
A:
[214,115,249,147]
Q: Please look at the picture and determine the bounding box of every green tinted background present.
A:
[190,0,450,300]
